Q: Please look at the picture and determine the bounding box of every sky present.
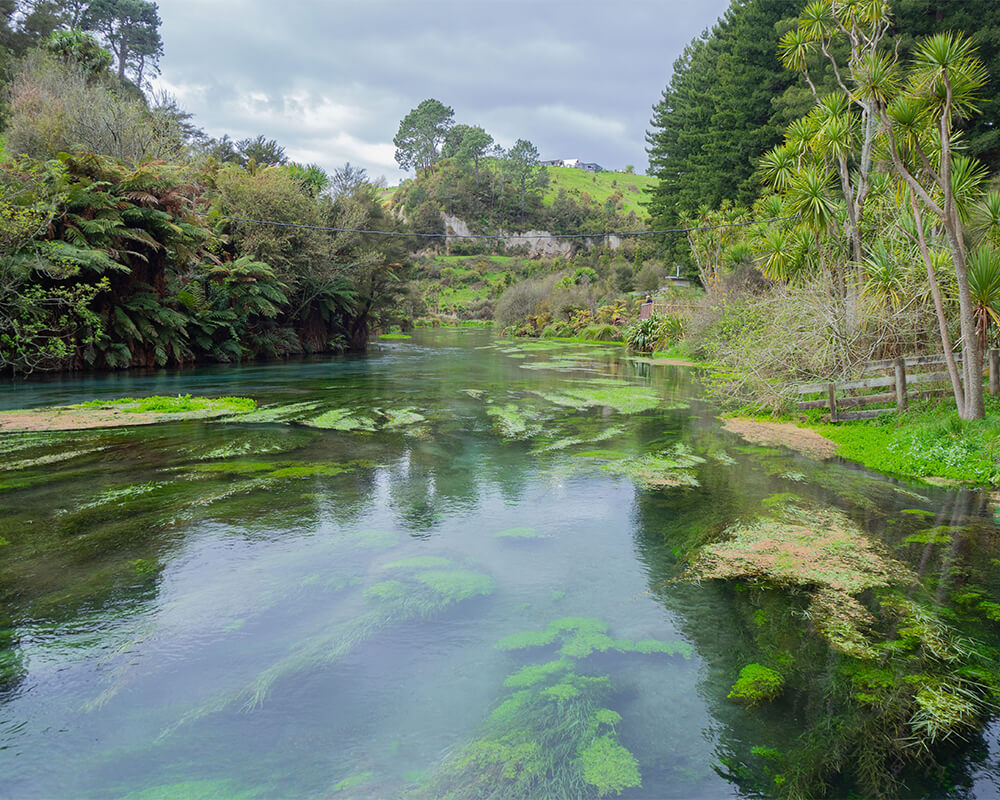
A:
[152,0,731,185]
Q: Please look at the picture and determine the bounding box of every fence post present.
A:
[827,383,838,423]
[990,349,999,398]
[894,357,907,411]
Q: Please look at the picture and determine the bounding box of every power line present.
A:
[194,211,800,240]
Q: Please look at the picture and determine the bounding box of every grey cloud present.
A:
[155,0,731,181]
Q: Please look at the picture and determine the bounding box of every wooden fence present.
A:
[796,350,1000,422]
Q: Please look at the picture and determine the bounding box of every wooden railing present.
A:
[796,350,1000,422]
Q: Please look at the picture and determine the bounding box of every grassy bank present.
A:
[728,395,1000,487]
[805,397,1000,486]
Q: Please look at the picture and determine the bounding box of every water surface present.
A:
[1,330,998,799]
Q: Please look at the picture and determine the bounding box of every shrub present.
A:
[495,276,555,329]
[577,323,621,342]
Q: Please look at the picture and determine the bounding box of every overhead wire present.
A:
[193,211,800,240]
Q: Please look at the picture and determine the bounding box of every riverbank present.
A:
[723,395,1000,487]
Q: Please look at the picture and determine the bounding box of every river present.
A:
[0,329,997,799]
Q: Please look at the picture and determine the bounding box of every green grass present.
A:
[541,167,657,219]
[76,395,256,414]
[803,396,1000,486]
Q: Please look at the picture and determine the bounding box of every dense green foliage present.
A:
[648,0,1000,231]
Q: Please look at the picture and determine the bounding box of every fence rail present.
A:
[795,349,1000,422]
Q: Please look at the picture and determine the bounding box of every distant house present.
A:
[541,158,604,173]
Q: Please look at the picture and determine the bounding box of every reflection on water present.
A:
[0,329,997,799]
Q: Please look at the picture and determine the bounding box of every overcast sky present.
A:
[153,1,731,185]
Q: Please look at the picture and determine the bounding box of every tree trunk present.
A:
[910,194,965,410]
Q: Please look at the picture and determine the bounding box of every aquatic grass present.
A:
[602,443,705,489]
[305,406,426,432]
[417,670,636,799]
[306,408,378,432]
[159,558,494,735]
[495,617,692,659]
[420,615,684,798]
[3,447,105,472]
[221,401,323,424]
[530,384,669,415]
[486,403,542,439]
[687,503,915,658]
[530,425,625,454]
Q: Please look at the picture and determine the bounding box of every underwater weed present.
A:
[602,443,704,489]
[159,558,494,735]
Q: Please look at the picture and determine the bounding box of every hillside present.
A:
[542,167,656,219]
[382,166,655,220]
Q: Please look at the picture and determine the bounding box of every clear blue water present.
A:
[0,329,997,799]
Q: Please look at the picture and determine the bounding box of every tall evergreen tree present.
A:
[646,0,799,229]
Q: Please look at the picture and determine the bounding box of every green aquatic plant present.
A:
[728,664,785,706]
[486,403,542,439]
[305,406,426,433]
[4,447,105,472]
[160,558,494,735]
[602,443,705,489]
[222,401,323,423]
[332,771,376,793]
[530,383,670,415]
[417,670,636,799]
[306,408,378,431]
[577,735,642,797]
[495,617,693,659]
[0,396,258,431]
[419,615,684,799]
[687,504,914,658]
[378,333,412,340]
[504,659,573,688]
[531,425,625,454]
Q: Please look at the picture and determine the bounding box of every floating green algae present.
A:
[727,664,785,706]
[602,443,704,489]
[4,447,106,471]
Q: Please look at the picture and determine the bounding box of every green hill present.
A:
[382,167,656,221]
[542,167,656,219]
